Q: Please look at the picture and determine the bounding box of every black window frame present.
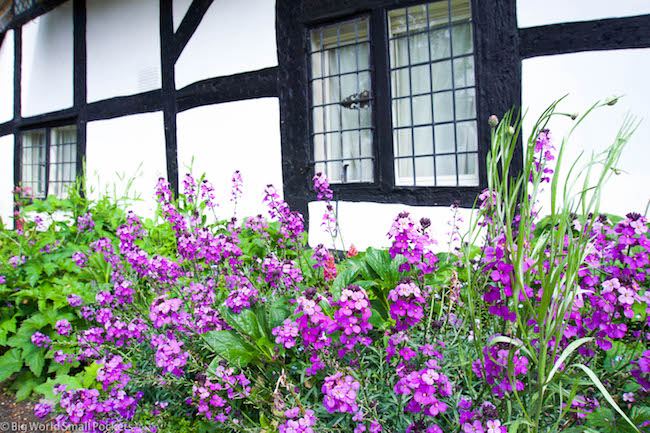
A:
[277,0,521,221]
[17,120,80,200]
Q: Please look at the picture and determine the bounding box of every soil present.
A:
[0,383,56,432]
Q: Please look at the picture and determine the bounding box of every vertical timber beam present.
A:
[73,0,87,186]
[160,0,179,195]
[13,26,22,228]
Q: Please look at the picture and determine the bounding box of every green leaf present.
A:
[268,301,290,330]
[203,330,257,367]
[22,344,45,376]
[260,412,271,428]
[23,263,42,287]
[332,268,358,299]
[365,248,392,282]
[34,374,83,400]
[14,375,40,402]
[545,337,593,385]
[571,363,640,432]
[0,348,24,382]
[42,262,58,277]
[225,308,264,341]
[82,362,101,387]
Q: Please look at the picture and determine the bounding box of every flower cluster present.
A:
[192,364,251,422]
[280,407,318,433]
[77,212,95,232]
[471,342,529,398]
[272,318,300,349]
[263,185,305,248]
[313,172,333,201]
[261,255,303,290]
[71,251,88,268]
[151,332,190,377]
[322,372,360,414]
[387,213,439,273]
[388,280,426,331]
[331,285,373,356]
[31,331,52,349]
[55,319,72,336]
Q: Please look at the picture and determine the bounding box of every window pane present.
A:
[389,0,477,187]
[310,17,373,184]
[50,125,77,199]
[458,153,479,186]
[22,129,47,198]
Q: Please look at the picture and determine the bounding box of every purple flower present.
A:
[322,372,361,415]
[34,403,51,419]
[313,172,333,201]
[67,294,83,307]
[31,331,51,349]
[55,319,72,336]
[76,212,95,232]
[72,251,87,268]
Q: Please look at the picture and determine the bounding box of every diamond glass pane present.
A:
[388,0,478,187]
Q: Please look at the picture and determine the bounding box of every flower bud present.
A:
[508,126,515,135]
[488,115,499,127]
[571,112,578,120]
[604,96,620,106]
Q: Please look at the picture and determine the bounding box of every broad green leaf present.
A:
[34,374,83,400]
[203,330,256,367]
[268,301,290,330]
[21,313,48,330]
[14,376,40,402]
[365,248,392,282]
[225,308,264,341]
[0,348,23,382]
[82,362,101,387]
[22,344,45,376]
[332,268,358,299]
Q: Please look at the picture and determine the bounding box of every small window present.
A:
[309,18,373,184]
[21,125,77,199]
[388,0,478,187]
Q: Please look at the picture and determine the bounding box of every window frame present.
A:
[276,0,521,218]
[17,121,80,199]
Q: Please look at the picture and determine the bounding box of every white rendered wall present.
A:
[0,30,13,124]
[522,49,650,217]
[173,0,193,31]
[21,1,73,117]
[87,0,161,103]
[86,113,166,218]
[176,98,283,219]
[174,0,277,89]
[308,201,475,252]
[517,0,650,28]
[0,135,14,227]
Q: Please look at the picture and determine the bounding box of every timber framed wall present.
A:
[0,0,648,234]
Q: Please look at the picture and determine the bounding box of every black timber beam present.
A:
[176,67,279,112]
[173,0,213,63]
[520,14,650,59]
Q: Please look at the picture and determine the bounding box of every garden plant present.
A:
[0,100,649,433]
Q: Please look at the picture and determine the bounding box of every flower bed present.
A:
[0,101,649,433]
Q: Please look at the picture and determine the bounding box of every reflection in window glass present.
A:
[389,0,478,187]
[21,125,77,199]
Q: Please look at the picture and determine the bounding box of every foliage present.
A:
[0,100,649,433]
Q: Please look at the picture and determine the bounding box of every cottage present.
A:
[0,0,648,249]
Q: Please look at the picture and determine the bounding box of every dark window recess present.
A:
[21,125,77,199]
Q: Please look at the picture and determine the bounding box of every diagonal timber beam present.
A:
[173,0,213,63]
